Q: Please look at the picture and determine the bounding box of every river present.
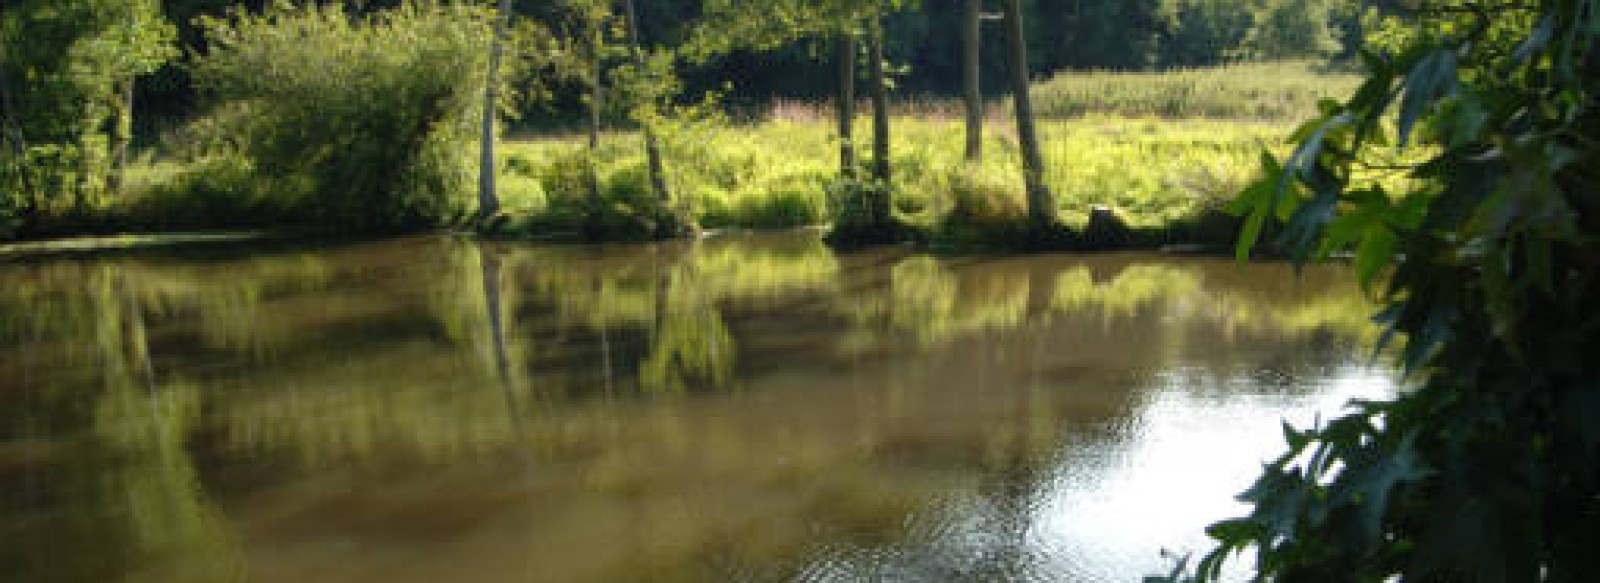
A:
[0,231,1392,582]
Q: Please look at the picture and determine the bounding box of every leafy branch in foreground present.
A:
[1159,0,1599,580]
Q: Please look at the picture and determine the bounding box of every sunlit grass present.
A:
[1027,61,1361,120]
[498,115,1290,237]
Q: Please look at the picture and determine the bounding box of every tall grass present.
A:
[1028,61,1359,120]
[494,116,1290,241]
[755,61,1358,123]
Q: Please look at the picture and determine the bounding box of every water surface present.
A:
[0,232,1391,582]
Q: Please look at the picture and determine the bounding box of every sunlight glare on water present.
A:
[1029,366,1396,580]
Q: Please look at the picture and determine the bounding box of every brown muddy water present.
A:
[0,231,1393,583]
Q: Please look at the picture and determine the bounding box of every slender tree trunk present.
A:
[588,43,603,151]
[622,0,675,234]
[836,33,857,180]
[585,33,605,237]
[1003,0,1056,231]
[108,76,134,196]
[867,16,891,226]
[477,0,514,221]
[963,0,983,162]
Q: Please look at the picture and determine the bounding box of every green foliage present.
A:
[0,0,176,232]
[494,114,1292,246]
[189,1,495,231]
[1028,61,1360,120]
[1162,0,1600,580]
[1233,0,1343,60]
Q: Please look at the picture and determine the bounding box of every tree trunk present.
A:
[1003,0,1055,231]
[477,0,514,221]
[108,76,135,196]
[836,33,856,180]
[622,0,675,234]
[867,17,891,226]
[963,0,983,162]
[588,56,603,150]
[585,31,605,237]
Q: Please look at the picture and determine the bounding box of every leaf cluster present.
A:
[1159,0,1600,580]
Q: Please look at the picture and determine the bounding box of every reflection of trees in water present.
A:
[0,235,1377,467]
[1,265,240,583]
[0,233,1381,582]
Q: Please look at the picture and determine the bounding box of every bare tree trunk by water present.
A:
[836,33,857,180]
[1003,0,1056,232]
[477,0,513,221]
[622,0,676,235]
[963,0,983,162]
[867,17,892,226]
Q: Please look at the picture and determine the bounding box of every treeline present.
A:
[2,0,1361,242]
[129,0,1359,121]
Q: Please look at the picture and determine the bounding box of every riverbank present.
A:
[482,115,1287,249]
[6,115,1277,252]
[5,61,1359,249]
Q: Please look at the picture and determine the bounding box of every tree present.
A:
[1001,0,1056,234]
[961,0,984,162]
[477,0,515,220]
[837,33,858,179]
[1237,0,1340,60]
[1155,0,1255,67]
[866,14,891,191]
[0,0,174,230]
[622,0,670,224]
[691,0,916,243]
[1160,1,1600,580]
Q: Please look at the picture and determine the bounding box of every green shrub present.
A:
[190,1,492,231]
[128,157,281,229]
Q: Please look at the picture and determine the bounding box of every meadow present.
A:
[483,61,1359,245]
[494,117,1288,241]
[104,61,1359,247]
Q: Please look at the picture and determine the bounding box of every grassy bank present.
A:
[9,63,1356,247]
[490,116,1291,246]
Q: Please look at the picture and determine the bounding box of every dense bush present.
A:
[188,1,493,231]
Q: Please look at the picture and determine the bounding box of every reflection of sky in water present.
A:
[805,365,1396,582]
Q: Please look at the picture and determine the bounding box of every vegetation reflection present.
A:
[0,234,1376,582]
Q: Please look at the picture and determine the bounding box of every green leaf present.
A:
[1328,432,1433,547]
[1205,518,1264,544]
[1398,50,1458,148]
[1354,224,1397,291]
